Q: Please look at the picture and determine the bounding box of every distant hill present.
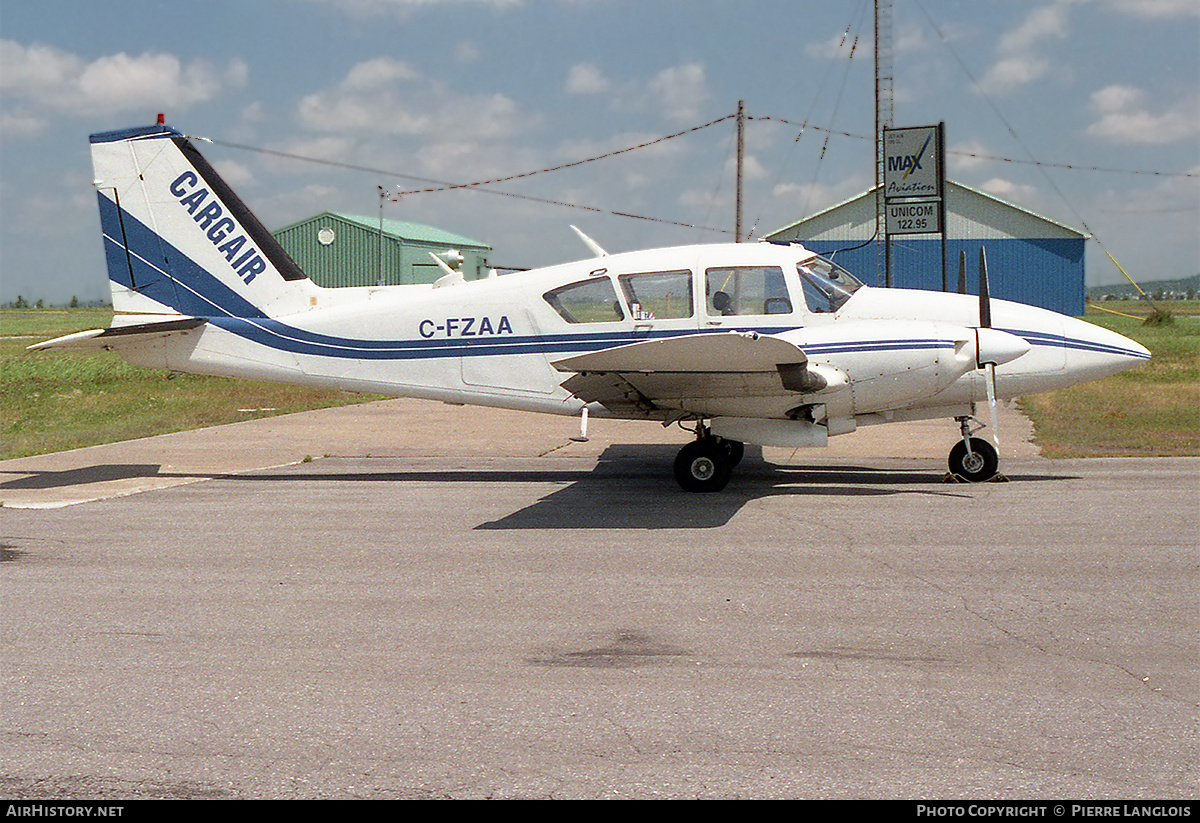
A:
[1088,274,1199,300]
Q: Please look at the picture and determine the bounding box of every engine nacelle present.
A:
[779,321,1001,415]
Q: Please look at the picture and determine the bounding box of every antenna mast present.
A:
[875,0,894,285]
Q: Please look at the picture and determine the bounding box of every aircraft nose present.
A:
[1063,316,1151,381]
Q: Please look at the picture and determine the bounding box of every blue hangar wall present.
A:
[765,181,1087,317]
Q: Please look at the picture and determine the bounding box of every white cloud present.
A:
[948,139,998,173]
[0,111,45,139]
[1086,84,1200,144]
[342,57,420,90]
[0,41,79,94]
[296,58,527,139]
[299,0,525,15]
[978,3,1069,96]
[996,4,1070,54]
[726,153,767,182]
[1096,0,1200,18]
[642,62,708,123]
[973,0,1197,101]
[980,177,1039,205]
[0,40,247,134]
[980,55,1053,96]
[770,179,862,212]
[453,41,482,63]
[565,61,712,127]
[565,63,610,95]
[211,159,256,189]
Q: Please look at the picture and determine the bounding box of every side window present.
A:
[705,266,792,316]
[544,277,625,324]
[618,270,693,320]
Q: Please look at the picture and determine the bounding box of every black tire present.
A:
[948,437,999,482]
[674,439,732,493]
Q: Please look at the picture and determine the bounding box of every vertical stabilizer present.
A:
[90,124,315,318]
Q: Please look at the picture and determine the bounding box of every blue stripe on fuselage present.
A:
[205,318,965,362]
[1004,327,1150,360]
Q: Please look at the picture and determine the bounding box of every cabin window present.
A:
[797,256,864,313]
[618,270,693,320]
[705,266,792,316]
[544,277,625,324]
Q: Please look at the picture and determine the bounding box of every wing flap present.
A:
[553,332,827,415]
[553,331,806,375]
[559,372,659,417]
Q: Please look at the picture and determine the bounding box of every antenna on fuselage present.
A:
[570,226,608,257]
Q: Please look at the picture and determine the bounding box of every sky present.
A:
[1,0,1197,306]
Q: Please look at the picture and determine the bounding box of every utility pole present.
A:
[735,100,745,242]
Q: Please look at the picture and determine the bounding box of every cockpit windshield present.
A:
[797,256,864,314]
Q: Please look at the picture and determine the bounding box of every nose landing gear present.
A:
[948,416,1000,482]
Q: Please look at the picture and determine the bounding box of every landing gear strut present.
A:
[673,423,742,493]
[948,416,999,482]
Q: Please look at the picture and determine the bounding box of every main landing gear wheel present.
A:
[674,437,733,493]
[948,437,999,483]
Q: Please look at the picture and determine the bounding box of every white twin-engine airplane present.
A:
[34,123,1151,492]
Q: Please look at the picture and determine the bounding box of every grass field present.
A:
[1018,300,1199,457]
[3,303,1197,460]
[1,309,384,460]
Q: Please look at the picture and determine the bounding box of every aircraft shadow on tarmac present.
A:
[2,445,1070,530]
[479,445,983,530]
[0,463,167,489]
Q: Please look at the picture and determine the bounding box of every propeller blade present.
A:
[978,247,999,450]
[978,247,992,329]
[957,249,967,295]
[985,363,1000,449]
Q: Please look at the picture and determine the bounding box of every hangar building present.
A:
[274,212,492,288]
[765,181,1087,316]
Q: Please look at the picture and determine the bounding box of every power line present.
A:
[203,108,1193,241]
[391,115,735,196]
[203,134,735,235]
[748,116,1195,179]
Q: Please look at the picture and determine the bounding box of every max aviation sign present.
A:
[884,125,944,235]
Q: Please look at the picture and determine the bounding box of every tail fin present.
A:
[90,124,314,318]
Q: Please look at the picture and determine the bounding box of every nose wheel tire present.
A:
[948,437,999,482]
[674,438,733,493]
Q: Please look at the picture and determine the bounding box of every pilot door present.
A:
[701,265,799,333]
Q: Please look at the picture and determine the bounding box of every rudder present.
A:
[90,124,313,318]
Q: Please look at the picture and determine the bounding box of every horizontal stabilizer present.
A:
[553,331,806,375]
[28,317,206,352]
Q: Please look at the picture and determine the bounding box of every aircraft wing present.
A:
[553,331,824,416]
[28,317,206,352]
